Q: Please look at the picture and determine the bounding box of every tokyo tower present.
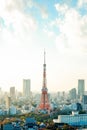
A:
[38,50,50,110]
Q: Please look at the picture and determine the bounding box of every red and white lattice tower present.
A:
[38,51,50,110]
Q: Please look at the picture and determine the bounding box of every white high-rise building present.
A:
[10,86,15,98]
[6,96,11,109]
[53,111,87,127]
[23,79,31,97]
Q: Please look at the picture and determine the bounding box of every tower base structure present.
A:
[38,89,51,110]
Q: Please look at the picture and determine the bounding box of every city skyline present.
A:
[0,0,87,92]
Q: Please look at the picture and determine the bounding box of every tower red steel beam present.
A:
[38,50,50,110]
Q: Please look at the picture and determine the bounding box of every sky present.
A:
[0,0,87,93]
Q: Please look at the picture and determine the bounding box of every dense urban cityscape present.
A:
[0,51,87,130]
[0,79,87,130]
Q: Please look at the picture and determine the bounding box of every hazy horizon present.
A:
[0,0,87,93]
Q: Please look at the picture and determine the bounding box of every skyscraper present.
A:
[69,88,76,100]
[38,51,50,110]
[82,95,87,111]
[10,87,15,98]
[78,79,85,98]
[6,96,11,109]
[23,79,31,97]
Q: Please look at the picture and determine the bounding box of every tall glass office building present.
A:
[23,79,31,97]
[78,79,85,98]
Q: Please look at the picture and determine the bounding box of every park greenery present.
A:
[0,109,79,129]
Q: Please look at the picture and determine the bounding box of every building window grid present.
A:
[65,115,87,125]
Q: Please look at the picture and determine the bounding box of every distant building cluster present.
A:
[0,78,86,116]
[0,79,32,115]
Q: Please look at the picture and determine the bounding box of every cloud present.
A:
[40,7,48,19]
[0,0,37,33]
[0,0,49,36]
[54,3,87,54]
[33,1,48,19]
[78,0,87,8]
[4,0,34,12]
[55,3,68,15]
[0,0,38,49]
